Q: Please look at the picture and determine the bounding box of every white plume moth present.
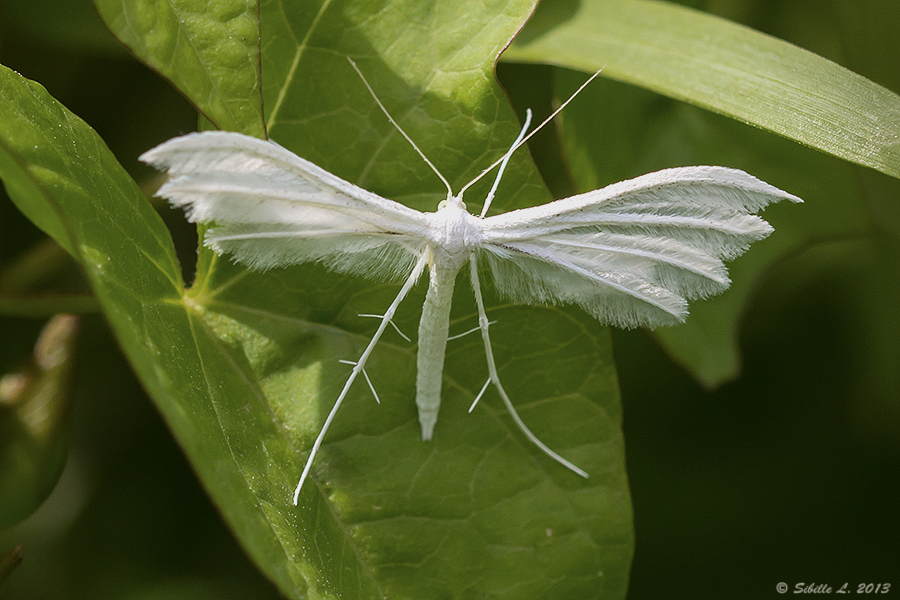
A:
[141,60,801,505]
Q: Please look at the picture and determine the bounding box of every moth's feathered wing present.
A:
[143,133,801,328]
[480,167,802,329]
[140,131,430,281]
[142,128,801,494]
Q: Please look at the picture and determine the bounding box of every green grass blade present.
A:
[504,0,900,180]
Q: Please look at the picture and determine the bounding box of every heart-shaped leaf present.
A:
[5,1,633,598]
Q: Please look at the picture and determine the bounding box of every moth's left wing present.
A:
[480,167,801,328]
[141,131,430,279]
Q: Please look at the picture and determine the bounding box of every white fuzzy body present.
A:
[416,200,482,438]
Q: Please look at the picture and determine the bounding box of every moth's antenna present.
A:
[347,57,454,198]
[459,67,605,200]
[479,109,532,218]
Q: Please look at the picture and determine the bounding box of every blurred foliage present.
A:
[0,315,79,529]
[0,1,280,597]
[0,0,898,599]
[0,545,23,588]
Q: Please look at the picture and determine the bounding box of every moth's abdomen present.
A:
[415,257,458,439]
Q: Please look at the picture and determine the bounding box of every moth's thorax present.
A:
[426,195,482,268]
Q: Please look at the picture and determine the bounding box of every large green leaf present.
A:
[6,1,633,598]
[93,0,265,137]
[503,0,900,181]
[0,63,305,593]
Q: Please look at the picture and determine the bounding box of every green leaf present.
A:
[0,62,305,593]
[3,0,633,597]
[94,0,265,137]
[503,0,900,181]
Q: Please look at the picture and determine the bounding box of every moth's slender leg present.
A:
[293,253,429,505]
[467,258,589,479]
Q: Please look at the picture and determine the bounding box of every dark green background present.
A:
[1,0,897,598]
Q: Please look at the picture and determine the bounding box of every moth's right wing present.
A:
[141,131,430,279]
[480,167,801,328]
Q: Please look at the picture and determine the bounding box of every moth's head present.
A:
[438,194,466,211]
